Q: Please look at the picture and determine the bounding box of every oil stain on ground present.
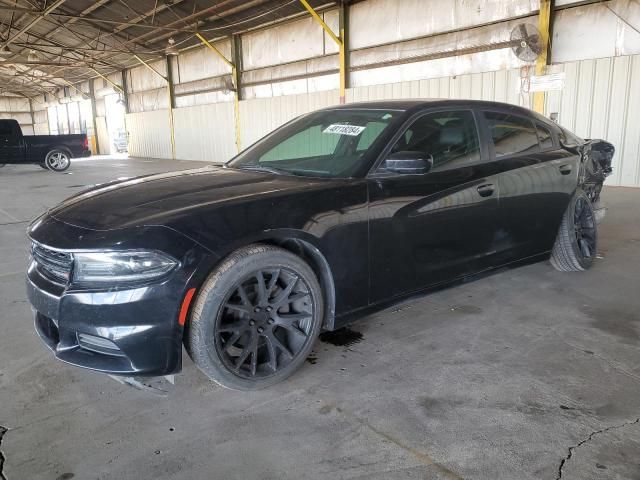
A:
[319,327,363,347]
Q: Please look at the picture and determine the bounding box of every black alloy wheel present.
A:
[551,190,598,272]
[573,195,596,260]
[215,268,314,379]
[187,244,323,390]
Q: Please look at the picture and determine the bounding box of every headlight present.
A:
[73,251,178,285]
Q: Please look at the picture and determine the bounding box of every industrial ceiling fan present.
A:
[510,23,544,62]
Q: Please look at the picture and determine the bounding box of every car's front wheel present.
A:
[551,191,598,271]
[186,244,323,390]
[44,149,70,172]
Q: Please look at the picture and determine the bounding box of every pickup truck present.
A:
[0,119,90,172]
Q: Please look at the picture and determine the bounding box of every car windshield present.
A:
[227,109,399,178]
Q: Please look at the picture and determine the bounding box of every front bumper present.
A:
[26,265,186,375]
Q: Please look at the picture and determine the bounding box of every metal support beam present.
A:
[132,54,176,160]
[88,79,100,154]
[121,70,130,114]
[299,0,346,103]
[27,98,35,131]
[231,34,243,152]
[533,0,553,114]
[339,1,349,99]
[166,56,176,109]
[65,101,71,134]
[1,0,67,48]
[133,55,168,81]
[91,68,125,95]
[196,32,242,152]
[195,33,233,68]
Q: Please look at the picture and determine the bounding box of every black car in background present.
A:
[26,100,614,390]
[0,119,90,172]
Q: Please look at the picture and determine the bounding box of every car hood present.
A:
[47,166,328,231]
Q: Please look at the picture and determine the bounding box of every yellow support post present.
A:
[533,0,553,114]
[299,0,346,104]
[196,32,242,153]
[133,54,176,160]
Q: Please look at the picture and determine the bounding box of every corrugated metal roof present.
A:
[0,0,338,96]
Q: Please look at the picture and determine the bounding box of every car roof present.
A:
[322,98,530,113]
[320,98,554,127]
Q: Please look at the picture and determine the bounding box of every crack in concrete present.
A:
[0,425,8,480]
[556,418,640,479]
[315,403,462,479]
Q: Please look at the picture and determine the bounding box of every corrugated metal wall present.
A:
[0,96,33,134]
[115,0,640,188]
[545,56,640,187]
[346,69,532,106]
[95,117,109,155]
[234,55,640,187]
[126,109,172,159]
[173,103,236,162]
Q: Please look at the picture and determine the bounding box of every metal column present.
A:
[88,79,100,154]
[533,0,554,114]
[299,0,348,104]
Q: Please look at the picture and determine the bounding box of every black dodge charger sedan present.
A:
[26,100,614,390]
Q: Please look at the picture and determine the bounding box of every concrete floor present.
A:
[1,156,640,480]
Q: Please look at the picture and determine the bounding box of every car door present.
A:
[481,110,579,260]
[367,108,503,303]
[0,121,24,164]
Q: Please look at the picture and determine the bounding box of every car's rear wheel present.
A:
[187,244,323,390]
[550,191,598,271]
[44,149,70,172]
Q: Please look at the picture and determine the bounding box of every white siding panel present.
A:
[126,110,172,159]
[606,56,632,186]
[34,123,49,135]
[95,117,110,155]
[20,125,34,135]
[620,56,640,187]
[173,103,236,163]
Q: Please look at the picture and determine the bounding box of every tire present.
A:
[44,149,71,172]
[38,163,48,170]
[550,191,598,271]
[187,244,324,390]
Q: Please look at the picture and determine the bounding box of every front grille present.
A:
[31,242,73,284]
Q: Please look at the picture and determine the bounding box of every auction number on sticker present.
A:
[323,124,366,136]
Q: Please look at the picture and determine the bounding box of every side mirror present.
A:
[384,151,433,175]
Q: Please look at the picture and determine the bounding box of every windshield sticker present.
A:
[323,124,366,136]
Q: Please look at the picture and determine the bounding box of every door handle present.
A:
[476,183,495,197]
[558,164,572,175]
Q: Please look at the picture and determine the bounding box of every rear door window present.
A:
[484,111,540,157]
